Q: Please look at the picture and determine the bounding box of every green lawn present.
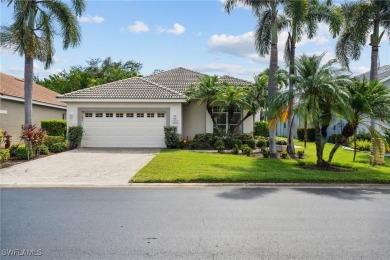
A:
[131,140,390,183]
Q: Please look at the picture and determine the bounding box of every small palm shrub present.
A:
[297,150,305,159]
[241,144,252,156]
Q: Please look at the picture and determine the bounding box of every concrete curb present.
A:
[1,183,390,189]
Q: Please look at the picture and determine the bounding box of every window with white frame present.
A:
[96,113,103,118]
[116,113,124,118]
[137,113,144,118]
[126,113,134,118]
[212,106,242,133]
[157,113,165,118]
[147,113,155,118]
[106,113,113,118]
[85,113,93,118]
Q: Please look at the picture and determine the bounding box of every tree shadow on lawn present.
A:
[295,188,390,201]
[217,188,279,200]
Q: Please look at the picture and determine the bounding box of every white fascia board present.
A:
[379,76,390,83]
[57,98,187,103]
[2,95,66,110]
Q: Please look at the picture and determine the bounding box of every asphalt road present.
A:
[1,187,390,259]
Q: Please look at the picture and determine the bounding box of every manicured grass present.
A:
[131,140,390,183]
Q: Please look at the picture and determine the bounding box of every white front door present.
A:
[82,111,167,148]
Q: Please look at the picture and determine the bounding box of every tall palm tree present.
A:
[283,0,343,155]
[185,75,222,133]
[212,84,250,134]
[1,0,85,127]
[270,53,350,167]
[327,78,390,162]
[225,0,287,157]
[336,0,390,164]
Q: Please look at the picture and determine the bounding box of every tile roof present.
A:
[60,67,253,100]
[0,72,65,107]
[59,77,184,99]
[355,65,390,81]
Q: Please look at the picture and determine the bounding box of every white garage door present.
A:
[82,111,167,148]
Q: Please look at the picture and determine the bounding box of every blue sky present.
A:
[1,0,389,81]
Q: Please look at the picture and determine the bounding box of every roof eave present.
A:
[57,98,187,103]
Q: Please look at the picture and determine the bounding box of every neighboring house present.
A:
[276,65,390,138]
[58,67,256,148]
[0,72,66,143]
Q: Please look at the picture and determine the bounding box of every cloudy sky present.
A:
[1,0,389,81]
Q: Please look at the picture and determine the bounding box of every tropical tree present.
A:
[225,0,287,157]
[336,0,390,163]
[328,78,390,162]
[185,75,222,133]
[283,0,343,155]
[212,84,250,134]
[1,0,85,127]
[270,53,350,167]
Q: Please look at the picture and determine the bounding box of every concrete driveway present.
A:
[0,148,160,186]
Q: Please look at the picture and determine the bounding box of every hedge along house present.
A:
[58,67,257,148]
[0,72,66,142]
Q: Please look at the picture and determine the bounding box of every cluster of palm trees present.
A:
[225,0,390,164]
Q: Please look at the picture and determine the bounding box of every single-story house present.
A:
[276,65,390,138]
[58,67,257,148]
[0,72,66,142]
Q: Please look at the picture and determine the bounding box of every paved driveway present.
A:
[0,148,160,186]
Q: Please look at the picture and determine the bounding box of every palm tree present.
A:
[212,84,250,134]
[283,0,343,155]
[327,78,390,162]
[336,0,390,163]
[270,53,350,167]
[185,75,222,133]
[225,0,287,157]
[1,0,85,127]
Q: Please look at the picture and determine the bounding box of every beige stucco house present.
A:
[0,72,66,143]
[59,67,258,148]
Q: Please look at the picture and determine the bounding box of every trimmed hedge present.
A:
[45,136,65,151]
[41,120,67,137]
[0,148,10,163]
[254,121,269,137]
[164,126,180,148]
[68,126,84,149]
[15,146,34,160]
[51,142,67,153]
[297,127,316,142]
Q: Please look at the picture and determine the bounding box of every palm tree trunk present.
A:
[304,116,308,149]
[233,111,253,133]
[315,125,328,167]
[24,55,34,127]
[287,39,296,155]
[353,129,357,162]
[252,114,256,137]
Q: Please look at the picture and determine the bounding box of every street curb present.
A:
[1,183,390,189]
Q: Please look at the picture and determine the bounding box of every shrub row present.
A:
[41,120,67,137]
[296,127,316,142]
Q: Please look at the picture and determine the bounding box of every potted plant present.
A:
[275,139,287,152]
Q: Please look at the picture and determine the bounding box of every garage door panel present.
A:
[82,111,167,148]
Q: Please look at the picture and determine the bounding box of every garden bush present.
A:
[45,136,65,151]
[238,134,254,143]
[36,144,49,155]
[352,140,371,151]
[41,120,67,137]
[231,144,240,155]
[191,133,215,149]
[261,148,270,158]
[255,121,269,137]
[241,144,252,156]
[15,146,34,160]
[214,140,225,153]
[68,126,84,149]
[9,144,20,157]
[328,134,342,144]
[297,127,316,142]
[0,148,10,163]
[276,139,287,145]
[51,142,67,153]
[231,139,242,149]
[356,130,371,141]
[297,150,305,159]
[245,139,256,149]
[280,151,288,159]
[256,139,267,148]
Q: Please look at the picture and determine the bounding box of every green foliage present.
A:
[15,146,34,160]
[214,140,225,153]
[261,148,270,158]
[9,144,20,157]
[297,150,305,159]
[256,139,267,148]
[191,133,215,149]
[280,151,288,159]
[231,144,240,155]
[297,127,316,142]
[164,126,180,149]
[231,139,242,149]
[36,57,142,94]
[179,139,191,149]
[51,143,67,153]
[245,139,256,149]
[353,140,371,151]
[276,139,287,145]
[67,126,84,150]
[36,144,49,155]
[45,136,65,151]
[41,120,67,137]
[356,131,371,142]
[328,134,343,144]
[255,121,269,137]
[21,125,47,154]
[0,148,10,163]
[241,144,252,156]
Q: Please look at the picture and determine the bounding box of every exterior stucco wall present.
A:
[182,101,206,139]
[65,102,183,134]
[0,99,66,143]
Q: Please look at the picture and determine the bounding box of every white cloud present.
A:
[127,21,150,33]
[78,15,104,24]
[0,46,17,55]
[157,23,186,35]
